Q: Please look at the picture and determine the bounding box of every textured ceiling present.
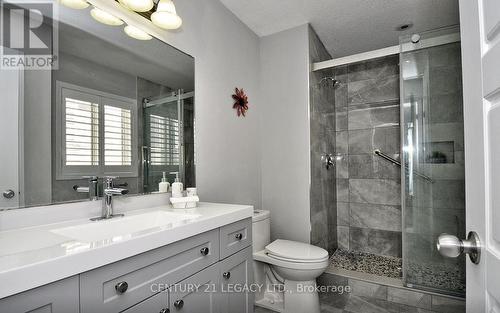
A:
[219,0,460,58]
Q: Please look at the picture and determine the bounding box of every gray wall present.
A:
[309,27,337,254]
[158,0,262,210]
[334,55,402,258]
[260,24,311,243]
[23,70,52,206]
[22,22,52,206]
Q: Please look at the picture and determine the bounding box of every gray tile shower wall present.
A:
[309,26,337,254]
[334,55,402,258]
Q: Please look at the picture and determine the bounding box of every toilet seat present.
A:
[254,239,329,271]
[267,253,329,264]
[265,239,329,263]
[253,250,329,270]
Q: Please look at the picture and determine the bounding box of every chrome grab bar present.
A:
[373,149,434,183]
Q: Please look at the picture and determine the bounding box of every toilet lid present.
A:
[265,239,328,262]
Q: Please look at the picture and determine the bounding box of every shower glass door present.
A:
[142,91,195,193]
[400,26,466,297]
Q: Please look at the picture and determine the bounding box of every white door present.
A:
[0,59,21,208]
[459,0,500,311]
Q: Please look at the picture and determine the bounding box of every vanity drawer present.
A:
[219,218,252,259]
[121,292,168,313]
[80,229,219,313]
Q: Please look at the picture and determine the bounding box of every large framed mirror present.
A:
[0,3,195,209]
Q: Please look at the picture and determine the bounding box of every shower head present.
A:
[318,76,340,88]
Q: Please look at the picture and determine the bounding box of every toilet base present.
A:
[254,278,321,313]
[283,280,320,313]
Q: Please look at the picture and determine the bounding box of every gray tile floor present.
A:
[253,277,465,313]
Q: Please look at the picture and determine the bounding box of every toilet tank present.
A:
[252,209,271,252]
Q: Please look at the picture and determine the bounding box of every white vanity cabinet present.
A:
[0,218,253,313]
[0,276,79,313]
[79,229,220,313]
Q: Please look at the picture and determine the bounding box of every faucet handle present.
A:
[82,176,99,181]
[104,176,119,184]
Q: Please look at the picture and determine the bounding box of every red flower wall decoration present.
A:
[232,88,249,117]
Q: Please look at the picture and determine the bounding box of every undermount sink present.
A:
[50,210,202,243]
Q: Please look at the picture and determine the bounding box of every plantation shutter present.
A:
[64,97,99,166]
[104,104,132,166]
[57,82,137,179]
[149,114,180,166]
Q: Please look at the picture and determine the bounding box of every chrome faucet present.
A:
[91,176,129,221]
[73,176,99,201]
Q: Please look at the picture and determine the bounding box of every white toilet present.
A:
[252,210,329,313]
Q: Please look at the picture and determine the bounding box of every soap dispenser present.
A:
[159,171,170,193]
[170,172,183,198]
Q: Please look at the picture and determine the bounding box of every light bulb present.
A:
[58,0,89,10]
[124,25,152,40]
[119,0,154,12]
[90,7,124,26]
[151,0,182,30]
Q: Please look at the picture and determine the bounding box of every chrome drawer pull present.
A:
[235,233,243,240]
[223,272,231,279]
[115,281,128,294]
[2,190,15,199]
[174,299,184,309]
[200,247,209,256]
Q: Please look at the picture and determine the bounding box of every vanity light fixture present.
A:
[119,0,154,13]
[124,25,153,40]
[151,0,182,30]
[58,0,89,10]
[90,7,124,26]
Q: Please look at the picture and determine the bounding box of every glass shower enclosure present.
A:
[400,26,465,297]
[142,90,195,193]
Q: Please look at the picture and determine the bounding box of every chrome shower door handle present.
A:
[437,231,481,264]
[3,189,15,199]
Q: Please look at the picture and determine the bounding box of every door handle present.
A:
[2,190,15,199]
[437,231,481,264]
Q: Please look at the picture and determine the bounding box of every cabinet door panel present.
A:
[219,247,254,313]
[169,265,219,313]
[0,276,79,313]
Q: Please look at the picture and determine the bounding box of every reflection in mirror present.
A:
[0,4,195,209]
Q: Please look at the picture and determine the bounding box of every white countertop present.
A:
[0,202,253,299]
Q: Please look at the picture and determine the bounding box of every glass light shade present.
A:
[151,0,182,30]
[58,0,89,10]
[124,25,152,40]
[119,0,154,12]
[90,8,124,26]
